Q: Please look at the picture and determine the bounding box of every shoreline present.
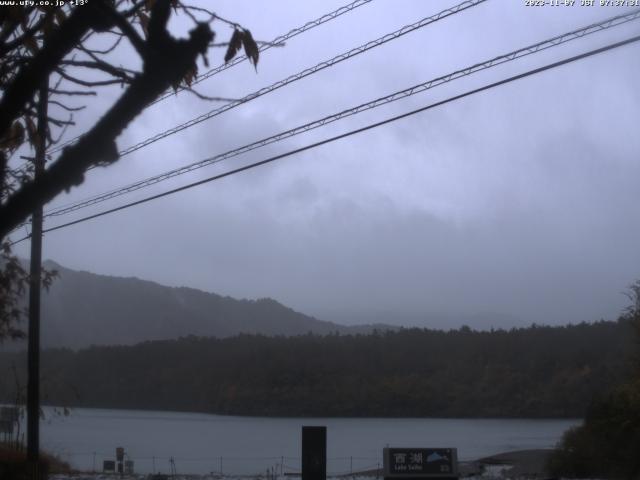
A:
[46,449,554,480]
[3,403,584,421]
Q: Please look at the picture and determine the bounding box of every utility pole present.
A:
[27,77,48,478]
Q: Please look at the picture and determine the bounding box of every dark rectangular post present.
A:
[27,77,48,475]
[302,426,326,480]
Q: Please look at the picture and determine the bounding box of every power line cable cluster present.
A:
[30,0,485,183]
[6,0,425,234]
[7,1,640,245]
[40,9,640,219]
[114,0,488,158]
[9,32,640,247]
[47,0,376,155]
[152,0,374,104]
[28,0,488,218]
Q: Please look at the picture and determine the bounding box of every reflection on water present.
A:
[36,407,579,475]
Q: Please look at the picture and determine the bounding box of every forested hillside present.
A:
[22,261,360,349]
[1,320,634,418]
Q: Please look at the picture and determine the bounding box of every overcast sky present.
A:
[11,0,640,329]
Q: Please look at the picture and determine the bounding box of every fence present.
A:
[55,452,382,477]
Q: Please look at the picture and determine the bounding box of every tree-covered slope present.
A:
[33,261,350,348]
[1,321,634,418]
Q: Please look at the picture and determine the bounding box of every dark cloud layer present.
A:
[11,0,640,329]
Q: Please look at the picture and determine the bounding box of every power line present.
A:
[40,9,640,219]
[10,33,639,246]
[113,0,488,158]
[5,0,487,236]
[152,0,375,104]
[47,0,376,155]
[28,0,487,217]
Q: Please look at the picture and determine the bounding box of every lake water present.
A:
[33,407,579,475]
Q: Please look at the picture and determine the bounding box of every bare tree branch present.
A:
[77,44,137,75]
[80,34,124,55]
[60,59,137,82]
[0,0,116,138]
[48,100,86,112]
[0,0,214,238]
[109,7,147,57]
[0,10,54,57]
[48,88,97,96]
[46,116,75,127]
[182,87,237,102]
[55,68,127,87]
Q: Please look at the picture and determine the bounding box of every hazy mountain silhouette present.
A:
[25,261,383,349]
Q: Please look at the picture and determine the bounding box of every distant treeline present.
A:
[0,321,635,418]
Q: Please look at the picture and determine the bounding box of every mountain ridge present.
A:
[15,260,389,349]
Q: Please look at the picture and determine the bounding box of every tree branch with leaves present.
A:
[0,0,262,341]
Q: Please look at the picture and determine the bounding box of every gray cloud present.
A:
[11,0,640,330]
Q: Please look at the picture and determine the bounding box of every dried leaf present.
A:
[54,8,66,25]
[18,7,29,30]
[24,36,38,55]
[183,64,198,86]
[138,12,150,38]
[224,29,243,63]
[7,6,23,23]
[25,115,38,146]
[241,29,259,70]
[1,121,25,151]
[25,115,36,135]
[0,121,24,150]
[14,121,25,145]
[43,14,55,38]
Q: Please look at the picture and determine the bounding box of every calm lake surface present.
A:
[35,407,579,475]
